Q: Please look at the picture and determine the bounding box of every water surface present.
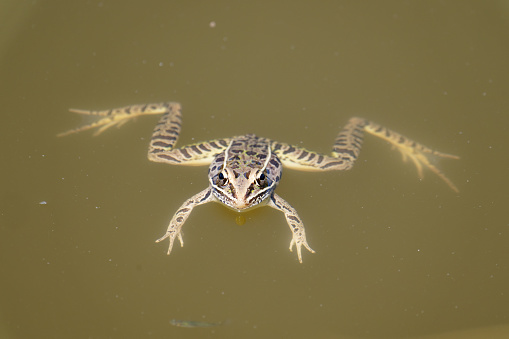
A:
[1,1,508,338]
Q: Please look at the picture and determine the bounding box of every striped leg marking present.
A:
[147,103,231,166]
[273,117,459,192]
[155,187,216,255]
[268,193,315,263]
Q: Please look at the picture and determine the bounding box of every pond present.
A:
[1,1,508,338]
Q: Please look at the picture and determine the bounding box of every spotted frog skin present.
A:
[59,102,459,263]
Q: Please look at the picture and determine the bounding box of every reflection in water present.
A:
[235,214,246,225]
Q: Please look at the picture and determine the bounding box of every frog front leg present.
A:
[155,187,216,255]
[267,193,315,263]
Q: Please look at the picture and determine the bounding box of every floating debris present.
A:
[170,318,227,328]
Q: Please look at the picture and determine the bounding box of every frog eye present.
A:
[256,172,267,187]
[217,171,228,186]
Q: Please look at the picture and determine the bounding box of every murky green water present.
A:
[1,1,508,338]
